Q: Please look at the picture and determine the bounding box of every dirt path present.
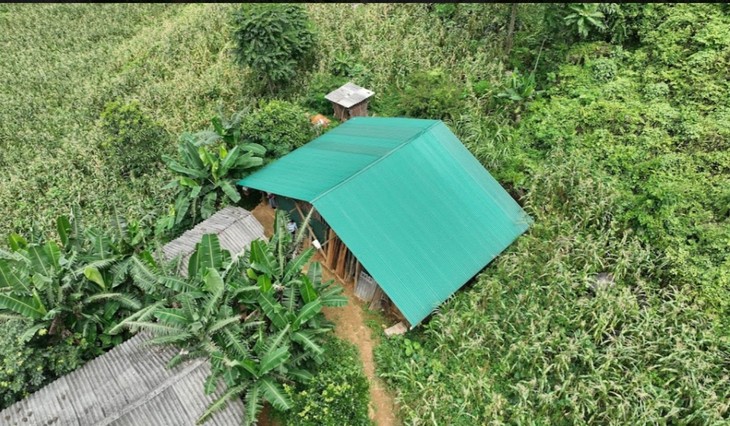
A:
[251,203,400,426]
[319,264,401,426]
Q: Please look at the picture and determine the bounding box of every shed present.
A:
[238,117,532,327]
[0,207,266,425]
[325,82,374,121]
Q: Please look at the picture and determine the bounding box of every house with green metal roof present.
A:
[238,117,532,327]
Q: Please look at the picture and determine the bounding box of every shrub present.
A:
[303,73,349,114]
[99,100,169,177]
[232,4,316,91]
[240,100,315,159]
[0,208,147,360]
[282,337,371,426]
[392,69,462,120]
[159,126,265,236]
[0,319,83,409]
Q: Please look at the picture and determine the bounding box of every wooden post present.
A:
[326,229,337,268]
[335,244,348,278]
[369,286,384,311]
[354,261,362,286]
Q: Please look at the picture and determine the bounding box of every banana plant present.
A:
[563,3,607,39]
[0,208,143,355]
[120,213,347,426]
[161,126,266,232]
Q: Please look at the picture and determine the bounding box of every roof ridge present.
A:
[310,120,441,204]
[96,355,208,425]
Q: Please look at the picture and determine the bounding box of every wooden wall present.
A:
[332,100,370,122]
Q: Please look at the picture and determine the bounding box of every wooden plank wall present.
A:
[323,227,360,284]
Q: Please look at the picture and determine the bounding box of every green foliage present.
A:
[0,208,145,359]
[0,319,83,409]
[121,211,346,425]
[282,337,371,426]
[159,116,265,236]
[494,68,541,119]
[0,3,249,240]
[240,100,315,160]
[232,4,316,91]
[385,69,462,120]
[303,73,348,114]
[563,3,606,39]
[376,4,730,424]
[303,73,349,114]
[4,3,730,424]
[99,100,169,177]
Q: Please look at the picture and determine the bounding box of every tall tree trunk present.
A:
[504,3,518,56]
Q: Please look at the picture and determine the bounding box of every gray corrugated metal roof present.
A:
[324,82,374,108]
[161,206,266,277]
[0,333,244,426]
[0,207,266,425]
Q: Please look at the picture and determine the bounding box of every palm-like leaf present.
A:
[196,384,246,426]
[291,330,324,356]
[155,308,191,326]
[249,240,276,277]
[292,300,322,330]
[258,345,290,376]
[258,292,287,328]
[126,321,184,336]
[0,260,30,293]
[243,384,263,426]
[258,377,292,411]
[0,293,47,319]
[109,300,166,335]
[84,293,141,310]
[209,316,241,334]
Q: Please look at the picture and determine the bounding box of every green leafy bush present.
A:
[0,319,83,409]
[390,69,462,120]
[232,4,316,91]
[282,337,371,426]
[0,207,146,359]
[99,100,169,177]
[158,116,265,237]
[240,100,315,159]
[303,73,349,114]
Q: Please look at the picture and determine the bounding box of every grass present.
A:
[0,4,251,237]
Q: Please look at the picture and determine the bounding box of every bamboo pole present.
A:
[326,229,337,269]
[335,243,347,278]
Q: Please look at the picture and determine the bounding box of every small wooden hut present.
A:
[325,82,374,121]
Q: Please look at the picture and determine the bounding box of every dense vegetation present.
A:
[114,212,347,424]
[373,3,730,424]
[1,3,728,425]
[281,337,371,426]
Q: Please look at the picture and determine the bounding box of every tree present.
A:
[231,4,316,93]
[99,100,169,178]
[504,4,519,56]
[121,210,347,425]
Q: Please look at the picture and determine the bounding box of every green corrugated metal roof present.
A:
[239,117,532,326]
